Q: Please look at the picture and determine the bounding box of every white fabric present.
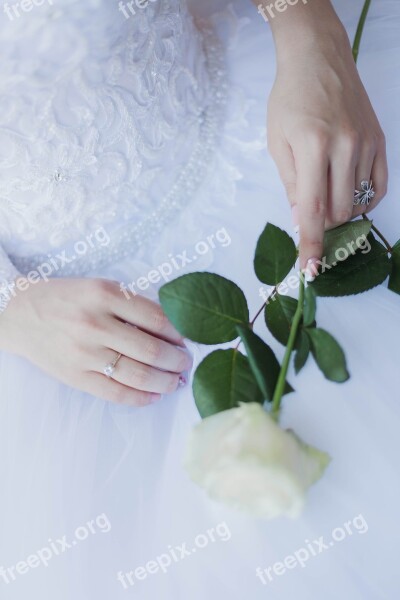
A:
[0,0,400,598]
[0,0,225,274]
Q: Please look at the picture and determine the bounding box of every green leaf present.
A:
[265,294,298,346]
[306,328,350,383]
[311,235,391,297]
[236,325,293,402]
[294,330,310,375]
[254,223,297,285]
[323,219,372,267]
[388,240,400,296]
[159,273,249,344]
[193,349,263,418]
[303,286,317,327]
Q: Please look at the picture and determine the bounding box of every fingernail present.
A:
[291,205,299,234]
[178,375,187,388]
[303,258,319,283]
[150,393,162,403]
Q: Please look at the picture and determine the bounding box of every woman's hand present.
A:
[260,0,388,274]
[0,278,192,406]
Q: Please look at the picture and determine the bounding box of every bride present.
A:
[0,0,399,598]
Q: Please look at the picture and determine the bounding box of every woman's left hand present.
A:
[266,5,388,273]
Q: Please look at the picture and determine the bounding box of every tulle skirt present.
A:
[1,1,400,598]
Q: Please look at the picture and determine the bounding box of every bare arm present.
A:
[252,0,387,276]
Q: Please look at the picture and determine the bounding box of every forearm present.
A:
[252,0,350,65]
[251,0,387,271]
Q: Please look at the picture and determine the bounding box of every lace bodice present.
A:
[0,0,226,283]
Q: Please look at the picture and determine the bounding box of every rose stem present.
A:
[271,274,305,418]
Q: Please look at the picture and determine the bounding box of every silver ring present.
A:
[103,352,122,378]
[354,180,375,206]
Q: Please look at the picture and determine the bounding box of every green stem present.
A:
[362,215,393,253]
[250,288,277,327]
[271,275,305,418]
[235,287,277,350]
[352,0,372,63]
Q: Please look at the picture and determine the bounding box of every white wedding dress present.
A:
[0,0,399,598]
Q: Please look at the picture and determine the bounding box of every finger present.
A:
[270,136,299,230]
[353,143,376,218]
[366,138,388,215]
[295,148,329,273]
[327,132,359,226]
[93,351,181,394]
[327,159,355,227]
[103,318,192,374]
[81,372,160,407]
[113,293,185,346]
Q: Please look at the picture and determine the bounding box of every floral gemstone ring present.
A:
[353,180,375,206]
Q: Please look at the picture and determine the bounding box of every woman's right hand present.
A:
[0,278,192,406]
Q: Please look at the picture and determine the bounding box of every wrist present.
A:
[260,0,350,64]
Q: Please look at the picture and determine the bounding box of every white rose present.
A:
[185,403,330,519]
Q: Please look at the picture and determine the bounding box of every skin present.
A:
[254,0,388,274]
[0,0,388,404]
[0,279,192,406]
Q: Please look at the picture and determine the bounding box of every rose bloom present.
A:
[185,403,330,519]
